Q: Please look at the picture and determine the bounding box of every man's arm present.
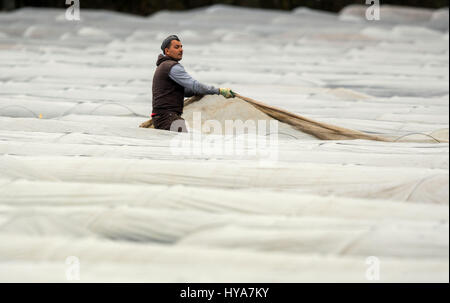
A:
[169,64,219,97]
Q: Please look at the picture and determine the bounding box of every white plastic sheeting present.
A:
[1,235,448,282]
[0,4,448,282]
[0,155,448,204]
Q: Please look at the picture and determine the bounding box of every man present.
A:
[151,35,235,132]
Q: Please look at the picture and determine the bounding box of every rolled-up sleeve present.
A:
[169,64,219,97]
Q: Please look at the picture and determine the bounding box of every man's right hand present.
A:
[219,88,235,99]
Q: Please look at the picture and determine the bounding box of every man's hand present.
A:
[219,88,235,99]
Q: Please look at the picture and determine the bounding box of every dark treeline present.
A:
[1,0,448,15]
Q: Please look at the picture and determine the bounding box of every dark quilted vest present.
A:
[152,54,185,115]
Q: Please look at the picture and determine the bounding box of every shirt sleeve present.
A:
[169,64,219,97]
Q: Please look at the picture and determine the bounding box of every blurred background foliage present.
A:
[1,0,449,15]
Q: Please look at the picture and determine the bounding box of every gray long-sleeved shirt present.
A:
[169,63,219,97]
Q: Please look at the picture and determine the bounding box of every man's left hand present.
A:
[219,88,235,99]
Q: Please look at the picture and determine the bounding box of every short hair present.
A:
[161,35,180,53]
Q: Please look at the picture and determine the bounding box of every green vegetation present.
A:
[1,0,448,15]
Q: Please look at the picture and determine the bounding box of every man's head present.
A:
[161,35,183,61]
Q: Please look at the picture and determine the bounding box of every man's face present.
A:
[165,40,183,61]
